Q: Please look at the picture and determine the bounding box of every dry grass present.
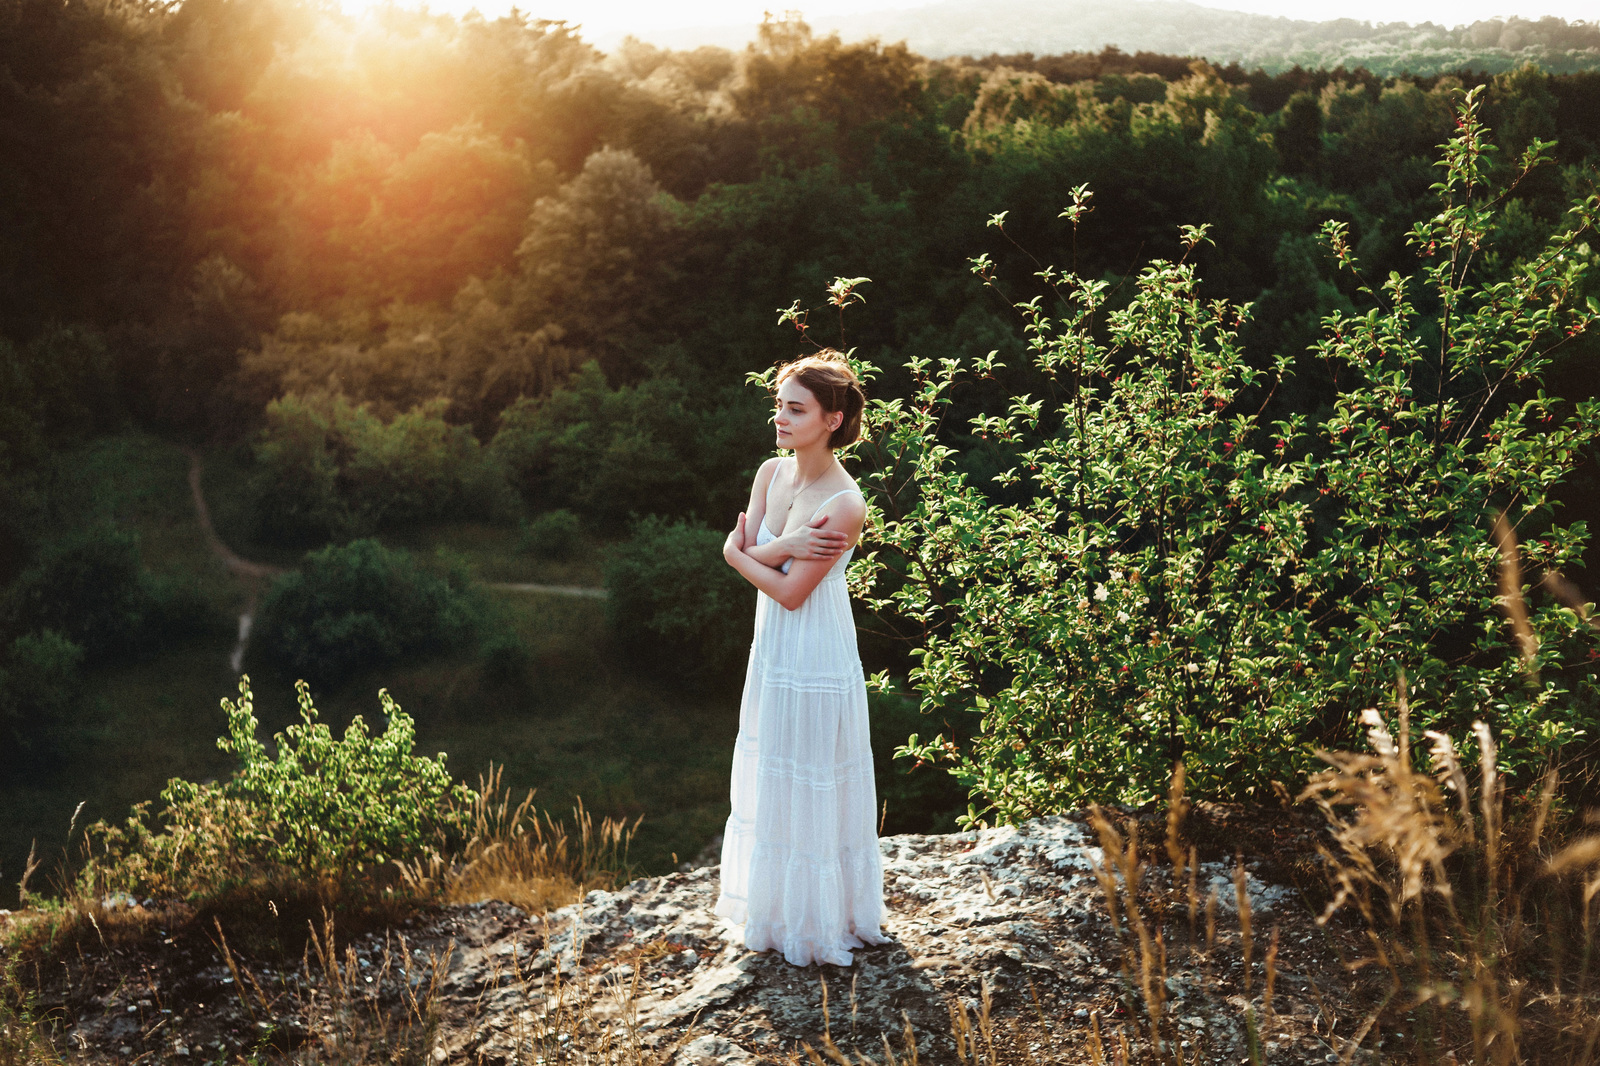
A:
[0,955,69,1066]
[1076,776,1282,1066]
[400,764,641,915]
[1302,685,1600,1065]
[0,769,640,1064]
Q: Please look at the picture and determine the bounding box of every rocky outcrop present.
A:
[25,813,1365,1063]
[437,814,1355,1064]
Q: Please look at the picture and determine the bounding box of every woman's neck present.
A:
[791,442,836,484]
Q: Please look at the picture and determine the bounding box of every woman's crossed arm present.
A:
[723,494,865,612]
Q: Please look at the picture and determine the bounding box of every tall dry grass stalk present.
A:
[400,765,639,913]
[0,953,67,1066]
[1302,677,1600,1065]
[1080,768,1291,1066]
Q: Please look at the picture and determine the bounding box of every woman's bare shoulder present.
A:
[820,481,868,522]
[755,455,785,484]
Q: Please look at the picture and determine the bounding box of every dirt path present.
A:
[485,581,608,599]
[182,449,288,581]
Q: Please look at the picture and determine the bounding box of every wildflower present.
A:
[1094,584,1109,602]
[1115,611,1129,623]
[1185,663,1200,674]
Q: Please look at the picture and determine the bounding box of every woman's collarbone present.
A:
[773,479,856,535]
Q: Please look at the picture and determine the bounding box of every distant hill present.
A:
[620,1,1600,76]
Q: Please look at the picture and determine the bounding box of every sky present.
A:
[352,0,1597,39]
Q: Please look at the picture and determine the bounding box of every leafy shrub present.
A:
[257,539,486,684]
[0,629,84,755]
[252,392,515,544]
[81,677,475,897]
[479,629,533,687]
[854,90,1600,821]
[492,361,761,530]
[602,516,754,682]
[0,525,209,658]
[518,508,582,560]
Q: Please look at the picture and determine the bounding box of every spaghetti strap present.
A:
[807,488,863,522]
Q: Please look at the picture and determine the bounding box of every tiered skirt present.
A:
[715,571,887,966]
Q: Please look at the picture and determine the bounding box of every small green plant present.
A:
[0,956,66,1066]
[81,676,476,897]
[518,508,582,559]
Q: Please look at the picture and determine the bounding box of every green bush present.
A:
[518,508,582,560]
[0,630,84,756]
[853,90,1600,821]
[479,629,533,687]
[257,539,487,684]
[252,392,515,544]
[80,677,475,897]
[491,361,761,530]
[0,525,209,658]
[602,516,754,683]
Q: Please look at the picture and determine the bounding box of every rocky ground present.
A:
[6,809,1383,1064]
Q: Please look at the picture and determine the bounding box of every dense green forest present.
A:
[4,0,1600,882]
[778,4,1600,79]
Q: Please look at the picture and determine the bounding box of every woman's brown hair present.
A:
[775,350,866,449]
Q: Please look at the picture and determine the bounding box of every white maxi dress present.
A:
[715,467,887,966]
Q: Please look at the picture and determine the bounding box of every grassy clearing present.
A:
[0,637,243,900]
[384,521,605,586]
[39,433,239,612]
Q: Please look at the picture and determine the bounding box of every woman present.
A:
[716,351,888,967]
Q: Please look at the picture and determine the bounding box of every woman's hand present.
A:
[723,512,748,564]
[780,514,851,561]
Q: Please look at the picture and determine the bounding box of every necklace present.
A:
[787,461,829,511]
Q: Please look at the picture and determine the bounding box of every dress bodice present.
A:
[758,513,855,578]
[759,458,860,581]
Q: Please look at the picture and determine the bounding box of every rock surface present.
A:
[11,812,1371,1063]
[435,814,1357,1064]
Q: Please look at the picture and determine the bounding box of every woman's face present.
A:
[774,377,841,451]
